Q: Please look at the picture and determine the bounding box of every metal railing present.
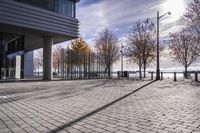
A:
[59,50,113,80]
[149,71,200,82]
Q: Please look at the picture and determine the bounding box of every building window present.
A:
[14,0,55,11]
[72,2,76,18]
[57,0,76,18]
[14,0,76,18]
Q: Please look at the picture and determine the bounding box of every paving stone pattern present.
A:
[0,79,200,133]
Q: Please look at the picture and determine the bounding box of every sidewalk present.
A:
[0,79,200,133]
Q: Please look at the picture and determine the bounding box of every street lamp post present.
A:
[156,11,171,80]
[120,43,124,77]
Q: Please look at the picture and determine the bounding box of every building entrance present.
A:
[0,32,24,80]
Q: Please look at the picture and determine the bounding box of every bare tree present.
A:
[33,49,43,75]
[170,31,199,78]
[95,28,120,78]
[125,19,156,78]
[125,37,143,79]
[184,0,200,55]
[53,45,62,76]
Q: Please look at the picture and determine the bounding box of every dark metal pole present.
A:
[0,32,2,80]
[156,11,160,80]
[97,53,100,79]
[70,52,73,79]
[88,52,91,79]
[108,52,111,79]
[121,43,124,77]
[61,48,64,79]
[86,52,88,79]
[67,48,69,79]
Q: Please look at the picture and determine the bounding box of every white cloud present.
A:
[77,0,162,40]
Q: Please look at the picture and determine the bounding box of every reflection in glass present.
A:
[14,0,76,18]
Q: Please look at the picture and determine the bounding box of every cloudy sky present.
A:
[77,0,192,40]
[75,0,199,71]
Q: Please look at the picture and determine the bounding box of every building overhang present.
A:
[0,23,77,51]
[0,0,79,51]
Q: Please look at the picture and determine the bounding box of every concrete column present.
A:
[43,36,53,80]
[24,51,33,78]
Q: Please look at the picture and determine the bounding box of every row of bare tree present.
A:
[33,38,91,76]
[125,0,200,79]
[33,29,119,78]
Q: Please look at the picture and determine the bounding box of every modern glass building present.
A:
[0,0,80,80]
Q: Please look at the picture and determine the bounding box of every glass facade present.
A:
[0,33,24,79]
[14,0,76,18]
[57,0,76,17]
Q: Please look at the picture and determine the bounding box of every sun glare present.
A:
[163,0,186,22]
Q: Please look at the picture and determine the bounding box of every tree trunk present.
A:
[143,63,146,78]
[108,65,111,79]
[184,64,188,79]
[58,66,60,76]
[38,66,40,76]
[184,47,188,79]
[139,65,142,79]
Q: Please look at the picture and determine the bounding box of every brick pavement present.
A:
[0,79,200,133]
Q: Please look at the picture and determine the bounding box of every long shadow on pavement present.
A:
[0,79,110,105]
[48,80,156,133]
[191,80,200,86]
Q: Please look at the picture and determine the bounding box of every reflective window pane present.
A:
[14,0,76,18]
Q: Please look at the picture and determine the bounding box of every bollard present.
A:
[161,72,163,80]
[151,72,153,80]
[127,72,129,79]
[195,72,198,82]
[174,72,177,82]
[117,71,120,79]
